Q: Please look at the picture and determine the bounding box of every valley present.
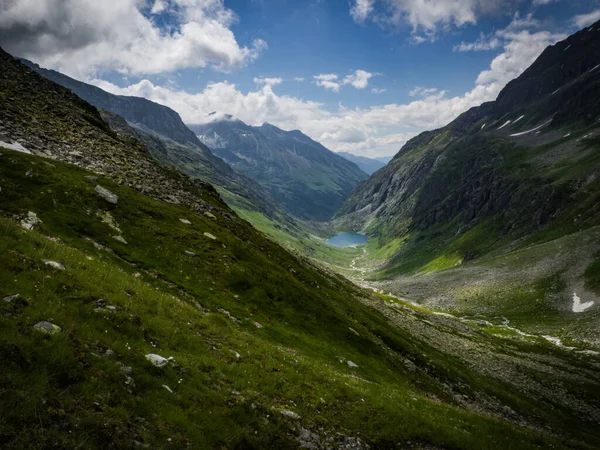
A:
[1,7,600,450]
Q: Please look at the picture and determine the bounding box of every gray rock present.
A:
[3,294,20,303]
[95,185,118,204]
[280,409,300,419]
[112,235,128,244]
[86,176,98,181]
[145,353,173,368]
[42,259,65,270]
[21,211,41,230]
[33,321,62,334]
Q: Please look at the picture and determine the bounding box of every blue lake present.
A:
[326,232,368,248]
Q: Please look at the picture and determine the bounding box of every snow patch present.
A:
[513,115,525,124]
[497,120,512,130]
[564,133,571,138]
[563,44,571,51]
[572,292,594,313]
[480,123,486,130]
[509,119,552,137]
[551,88,560,96]
[0,140,31,154]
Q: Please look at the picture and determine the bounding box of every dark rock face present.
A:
[335,22,600,250]
[190,120,368,221]
[19,58,201,147]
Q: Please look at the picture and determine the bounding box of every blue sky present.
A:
[2,0,600,156]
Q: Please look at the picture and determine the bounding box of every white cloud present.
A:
[454,35,501,52]
[409,86,439,97]
[254,77,283,86]
[349,0,517,37]
[293,77,305,82]
[0,0,266,78]
[88,18,566,158]
[350,0,375,23]
[343,69,374,89]
[314,74,342,92]
[314,70,375,92]
[572,9,600,29]
[372,88,387,94]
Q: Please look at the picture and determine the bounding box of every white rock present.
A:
[280,410,300,419]
[112,235,128,244]
[347,360,359,368]
[184,250,195,256]
[229,350,241,359]
[0,140,31,154]
[145,353,173,368]
[204,232,217,240]
[179,218,191,225]
[95,185,118,204]
[42,259,65,270]
[162,384,173,393]
[21,211,42,230]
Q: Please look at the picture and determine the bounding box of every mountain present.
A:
[18,58,290,222]
[190,119,368,221]
[337,151,387,175]
[335,22,600,277]
[6,46,600,449]
[19,59,201,147]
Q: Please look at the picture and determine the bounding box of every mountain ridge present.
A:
[190,118,368,221]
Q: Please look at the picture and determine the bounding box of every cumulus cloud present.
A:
[254,77,283,86]
[350,0,375,23]
[372,88,387,94]
[409,86,439,97]
[572,9,600,29]
[314,74,342,92]
[349,0,518,37]
[314,70,375,92]
[343,70,374,89]
[0,0,266,78]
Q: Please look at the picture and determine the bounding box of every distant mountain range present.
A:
[337,152,388,175]
[190,118,367,221]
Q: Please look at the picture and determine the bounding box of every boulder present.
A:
[145,353,173,368]
[33,321,61,334]
[95,185,118,204]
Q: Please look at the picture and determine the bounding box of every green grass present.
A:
[1,148,599,448]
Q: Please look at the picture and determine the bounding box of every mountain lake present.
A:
[327,232,368,248]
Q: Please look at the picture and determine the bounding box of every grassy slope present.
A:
[1,148,599,448]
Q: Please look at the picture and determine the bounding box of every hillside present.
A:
[2,48,600,449]
[337,152,387,175]
[19,58,289,223]
[190,118,368,221]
